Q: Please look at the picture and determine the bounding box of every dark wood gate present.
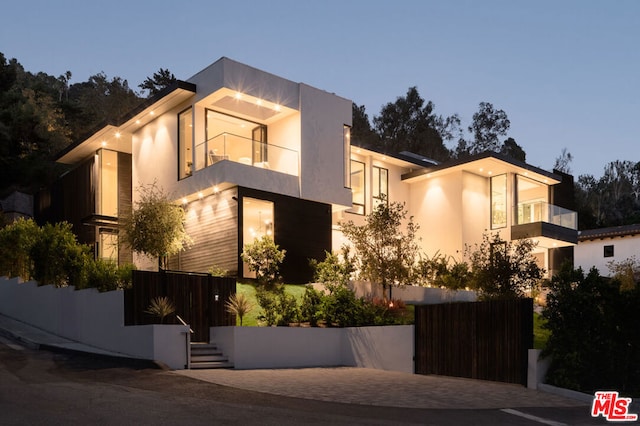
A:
[415,298,533,385]
[124,270,236,342]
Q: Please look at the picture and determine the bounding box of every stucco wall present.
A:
[575,236,640,276]
[211,325,414,373]
[0,277,189,369]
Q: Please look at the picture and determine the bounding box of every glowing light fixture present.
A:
[235,92,242,100]
[182,197,188,204]
[274,104,281,112]
[115,131,121,138]
[213,186,219,194]
[101,141,107,147]
[198,192,204,199]
[256,99,263,106]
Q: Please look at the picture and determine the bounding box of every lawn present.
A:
[234,282,308,326]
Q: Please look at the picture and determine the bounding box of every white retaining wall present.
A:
[212,325,414,373]
[0,277,189,369]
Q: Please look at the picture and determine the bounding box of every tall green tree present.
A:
[340,196,420,299]
[372,87,452,162]
[122,183,192,269]
[456,102,510,157]
[139,68,176,97]
[351,103,379,149]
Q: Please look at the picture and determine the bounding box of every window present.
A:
[343,125,351,188]
[604,245,614,258]
[372,166,388,207]
[242,197,274,278]
[98,229,118,263]
[178,107,193,179]
[97,149,118,217]
[516,175,548,225]
[349,160,365,215]
[490,174,507,229]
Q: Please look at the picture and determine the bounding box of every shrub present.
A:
[543,264,640,395]
[30,222,92,287]
[208,264,228,277]
[84,260,135,292]
[225,293,253,326]
[300,286,323,326]
[144,296,176,324]
[255,286,279,326]
[0,217,40,280]
[276,292,300,326]
[241,235,285,288]
[309,249,354,287]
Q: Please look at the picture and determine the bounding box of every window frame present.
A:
[349,159,366,215]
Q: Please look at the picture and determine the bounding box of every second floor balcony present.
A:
[193,133,299,177]
[512,201,578,247]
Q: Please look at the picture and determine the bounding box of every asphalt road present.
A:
[0,336,610,425]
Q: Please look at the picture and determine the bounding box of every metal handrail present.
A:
[175,314,194,334]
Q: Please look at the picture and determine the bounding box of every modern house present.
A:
[335,148,578,278]
[36,57,578,283]
[574,224,640,275]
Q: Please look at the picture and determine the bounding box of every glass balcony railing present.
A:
[193,133,299,176]
[515,201,577,230]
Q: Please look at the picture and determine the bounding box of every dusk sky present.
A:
[3,0,638,178]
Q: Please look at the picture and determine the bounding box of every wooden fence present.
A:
[124,270,236,342]
[415,298,533,385]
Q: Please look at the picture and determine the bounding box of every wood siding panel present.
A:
[117,153,133,264]
[168,187,238,274]
[415,299,533,385]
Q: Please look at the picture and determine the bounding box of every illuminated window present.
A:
[349,160,365,215]
[343,125,351,188]
[490,174,507,229]
[242,197,274,278]
[98,230,118,263]
[372,166,388,207]
[97,149,118,217]
[178,107,193,179]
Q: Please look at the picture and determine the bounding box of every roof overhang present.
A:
[56,81,197,164]
[401,152,561,185]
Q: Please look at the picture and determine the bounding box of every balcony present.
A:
[511,201,578,247]
[193,133,299,177]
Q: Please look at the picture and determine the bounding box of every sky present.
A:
[2,0,638,178]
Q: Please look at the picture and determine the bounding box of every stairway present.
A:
[189,342,234,369]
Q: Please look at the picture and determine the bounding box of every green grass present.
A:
[234,282,308,326]
[533,312,550,350]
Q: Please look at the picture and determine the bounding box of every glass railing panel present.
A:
[193,133,299,176]
[516,201,577,230]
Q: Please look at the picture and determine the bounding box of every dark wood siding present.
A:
[168,187,239,274]
[238,187,332,284]
[415,298,533,385]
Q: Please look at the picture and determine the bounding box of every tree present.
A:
[553,148,573,174]
[500,137,526,162]
[122,183,192,269]
[340,195,420,299]
[465,232,543,300]
[372,87,452,162]
[351,103,379,150]
[241,235,286,288]
[457,102,510,157]
[139,68,176,97]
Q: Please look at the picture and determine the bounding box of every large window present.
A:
[372,165,388,207]
[242,197,274,278]
[98,229,118,263]
[178,107,193,179]
[516,175,548,225]
[490,174,507,229]
[97,149,118,217]
[343,125,351,188]
[349,160,365,215]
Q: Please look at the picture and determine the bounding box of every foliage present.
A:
[340,196,420,296]
[122,182,192,268]
[139,68,176,97]
[456,102,510,157]
[299,286,323,327]
[309,248,354,288]
[321,284,370,327]
[276,292,300,326]
[255,286,280,326]
[241,235,286,288]
[371,87,454,162]
[144,296,176,324]
[0,217,40,280]
[465,232,543,300]
[553,148,573,174]
[30,222,92,288]
[533,312,550,350]
[83,260,135,292]
[414,251,471,290]
[224,293,253,326]
[606,256,640,292]
[208,264,228,277]
[542,264,640,396]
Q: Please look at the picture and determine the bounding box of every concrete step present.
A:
[189,342,233,369]
[190,361,234,369]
